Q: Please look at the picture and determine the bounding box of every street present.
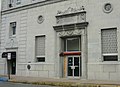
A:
[0,82,59,87]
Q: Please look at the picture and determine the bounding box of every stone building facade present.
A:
[0,0,120,81]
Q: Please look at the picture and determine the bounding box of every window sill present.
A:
[31,62,54,65]
[102,53,118,56]
[9,35,16,38]
[99,61,120,65]
[36,56,45,57]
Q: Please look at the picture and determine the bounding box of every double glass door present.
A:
[67,56,81,78]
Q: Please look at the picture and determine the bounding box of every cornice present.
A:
[53,22,89,32]
[1,0,67,15]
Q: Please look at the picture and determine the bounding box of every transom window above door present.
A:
[64,37,81,52]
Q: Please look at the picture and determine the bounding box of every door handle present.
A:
[74,66,78,67]
[70,66,75,69]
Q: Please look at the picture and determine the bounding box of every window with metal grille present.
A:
[9,22,16,37]
[35,36,45,62]
[101,28,118,61]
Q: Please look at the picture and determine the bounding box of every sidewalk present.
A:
[8,75,120,87]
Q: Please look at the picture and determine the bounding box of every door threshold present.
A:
[67,77,81,80]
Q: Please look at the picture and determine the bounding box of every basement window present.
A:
[36,57,45,62]
[103,55,118,61]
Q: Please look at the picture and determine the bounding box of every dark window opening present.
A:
[36,57,45,62]
[103,55,118,61]
[12,26,16,35]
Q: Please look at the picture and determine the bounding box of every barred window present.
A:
[101,28,118,61]
[35,36,45,62]
[9,22,16,37]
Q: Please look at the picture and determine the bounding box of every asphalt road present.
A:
[0,82,58,87]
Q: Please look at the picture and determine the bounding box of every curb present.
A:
[9,80,120,87]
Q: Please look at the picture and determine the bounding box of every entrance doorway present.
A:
[62,36,81,78]
[67,56,81,78]
[10,58,16,74]
[8,52,16,75]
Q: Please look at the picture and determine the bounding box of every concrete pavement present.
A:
[0,82,58,87]
[3,75,120,87]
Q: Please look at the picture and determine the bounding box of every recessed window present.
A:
[64,37,81,52]
[101,28,118,61]
[9,22,16,37]
[35,36,45,62]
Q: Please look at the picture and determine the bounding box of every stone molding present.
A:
[57,6,85,16]
[2,0,67,15]
[53,22,88,32]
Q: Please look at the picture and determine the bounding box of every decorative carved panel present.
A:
[53,6,88,37]
[5,38,18,49]
[56,7,86,25]
[57,29,84,37]
[57,6,85,15]
[37,15,44,24]
[103,3,113,13]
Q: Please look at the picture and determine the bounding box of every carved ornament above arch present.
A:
[57,29,84,37]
